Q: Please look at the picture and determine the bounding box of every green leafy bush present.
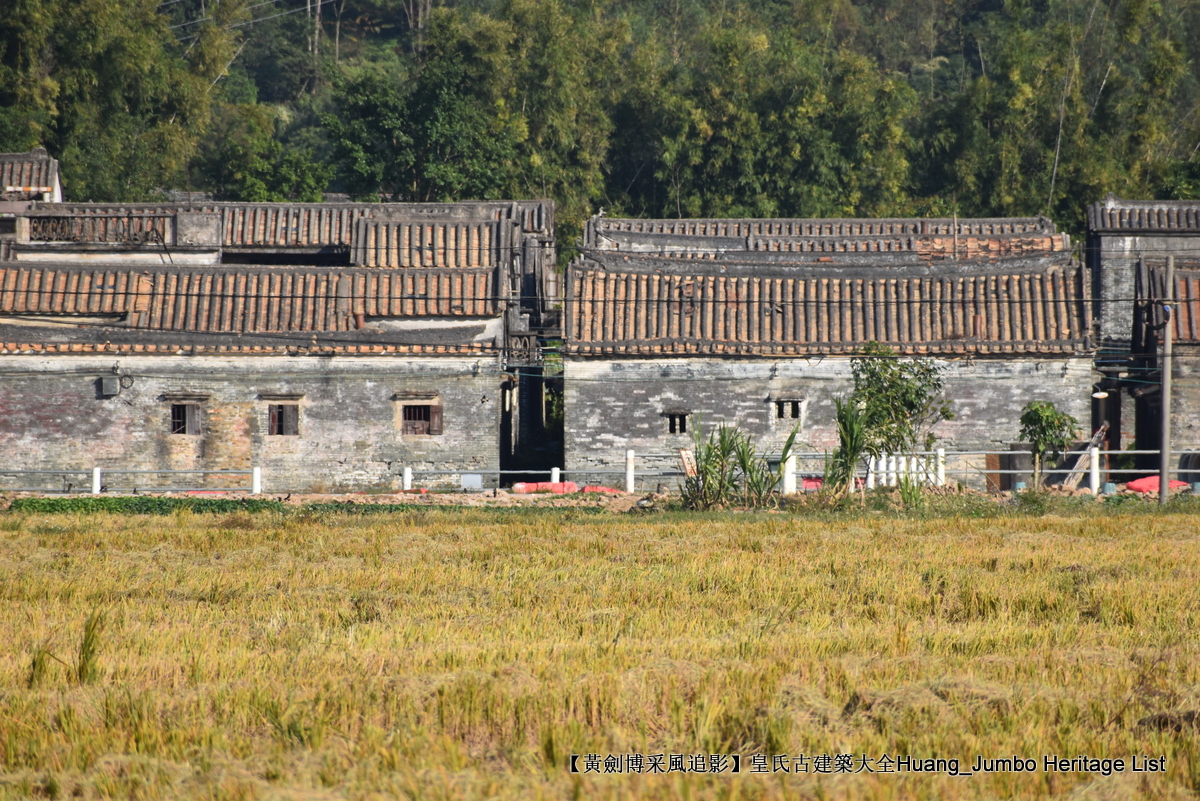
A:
[8,497,285,515]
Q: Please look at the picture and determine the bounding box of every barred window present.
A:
[268,404,299,436]
[666,412,689,435]
[401,404,443,436]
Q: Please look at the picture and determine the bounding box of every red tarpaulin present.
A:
[1125,476,1189,494]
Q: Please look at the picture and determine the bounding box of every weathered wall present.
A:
[564,356,1094,481]
[1172,348,1200,449]
[1090,234,1200,350]
[0,355,502,491]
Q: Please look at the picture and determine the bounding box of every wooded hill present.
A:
[3,0,1199,247]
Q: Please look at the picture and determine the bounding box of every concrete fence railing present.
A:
[4,449,1200,495]
[0,468,261,495]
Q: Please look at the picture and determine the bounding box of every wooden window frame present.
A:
[169,403,201,436]
[400,403,444,436]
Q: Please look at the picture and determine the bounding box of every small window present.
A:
[170,404,200,435]
[775,400,802,419]
[402,404,443,436]
[268,404,299,436]
[666,412,689,435]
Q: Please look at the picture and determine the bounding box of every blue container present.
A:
[1103,482,1118,495]
[1193,482,1200,495]
[1014,482,1027,491]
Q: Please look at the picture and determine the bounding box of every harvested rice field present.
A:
[1,505,1198,799]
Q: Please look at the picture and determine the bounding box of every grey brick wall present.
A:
[1172,349,1200,448]
[564,357,1094,477]
[0,355,502,492]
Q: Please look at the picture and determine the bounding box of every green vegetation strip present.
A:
[3,497,614,516]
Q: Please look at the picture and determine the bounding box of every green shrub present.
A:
[8,497,285,515]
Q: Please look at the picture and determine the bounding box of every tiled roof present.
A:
[353,217,501,267]
[1143,263,1200,343]
[1087,200,1200,233]
[26,200,553,252]
[0,341,496,356]
[594,216,1057,238]
[0,265,499,334]
[585,215,1069,261]
[211,204,365,248]
[0,149,59,201]
[565,259,1091,356]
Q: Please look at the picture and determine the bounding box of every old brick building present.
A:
[0,191,557,491]
[1088,200,1200,468]
[564,215,1096,479]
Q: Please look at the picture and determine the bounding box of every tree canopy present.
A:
[3,0,1199,241]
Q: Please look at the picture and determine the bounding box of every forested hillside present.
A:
[3,0,1200,243]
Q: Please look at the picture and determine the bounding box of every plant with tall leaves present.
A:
[681,421,797,510]
[826,397,868,497]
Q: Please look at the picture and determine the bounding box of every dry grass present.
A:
[1,507,1199,799]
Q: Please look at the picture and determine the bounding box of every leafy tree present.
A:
[849,342,954,456]
[324,12,521,201]
[193,104,333,201]
[0,0,244,200]
[1018,400,1080,487]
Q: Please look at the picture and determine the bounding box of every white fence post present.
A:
[1089,447,1100,495]
[91,467,102,495]
[251,467,262,495]
[625,450,636,493]
[782,452,797,494]
[936,449,946,486]
[402,466,413,491]
[866,458,876,490]
[551,467,561,484]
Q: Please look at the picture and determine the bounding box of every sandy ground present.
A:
[0,487,656,512]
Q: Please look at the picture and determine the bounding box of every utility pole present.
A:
[1159,255,1174,506]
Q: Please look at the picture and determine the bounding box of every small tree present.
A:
[850,342,954,457]
[831,343,953,493]
[1018,401,1079,487]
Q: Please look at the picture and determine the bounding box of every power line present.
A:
[168,0,294,29]
[176,0,337,40]
[0,291,1188,304]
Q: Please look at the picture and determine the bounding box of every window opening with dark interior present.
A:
[776,400,802,419]
[667,412,689,435]
[402,404,443,435]
[268,404,299,436]
[170,404,200,435]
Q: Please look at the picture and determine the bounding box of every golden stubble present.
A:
[0,509,1198,800]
